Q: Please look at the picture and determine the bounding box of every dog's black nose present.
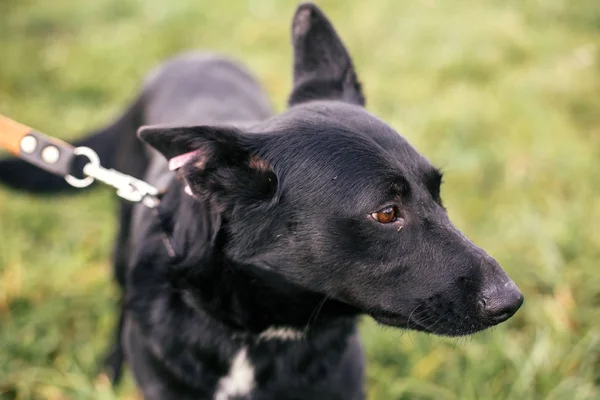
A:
[480,281,524,324]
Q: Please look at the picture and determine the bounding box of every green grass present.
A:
[1,0,599,398]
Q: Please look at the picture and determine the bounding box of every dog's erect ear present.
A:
[288,3,365,107]
[138,125,276,201]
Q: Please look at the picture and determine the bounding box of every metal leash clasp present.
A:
[65,146,160,208]
[65,146,175,257]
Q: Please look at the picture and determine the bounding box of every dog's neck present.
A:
[155,185,360,336]
[179,259,359,336]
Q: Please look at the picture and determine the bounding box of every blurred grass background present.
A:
[0,0,599,399]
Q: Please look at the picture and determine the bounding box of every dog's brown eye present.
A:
[371,206,397,224]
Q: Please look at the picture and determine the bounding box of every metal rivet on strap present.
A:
[20,135,37,154]
[41,145,60,164]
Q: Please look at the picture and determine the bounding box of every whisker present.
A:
[406,304,423,330]
[304,295,330,334]
[405,304,425,346]
[421,314,446,335]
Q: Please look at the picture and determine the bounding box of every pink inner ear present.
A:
[169,150,203,171]
[248,155,271,172]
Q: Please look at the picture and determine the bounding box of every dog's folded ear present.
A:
[288,3,365,107]
[138,125,277,201]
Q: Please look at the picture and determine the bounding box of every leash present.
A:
[0,114,177,257]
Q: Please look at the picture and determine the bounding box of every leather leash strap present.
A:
[0,114,78,179]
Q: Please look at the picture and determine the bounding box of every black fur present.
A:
[0,3,523,399]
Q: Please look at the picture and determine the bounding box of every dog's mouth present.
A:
[371,310,426,331]
[370,309,488,337]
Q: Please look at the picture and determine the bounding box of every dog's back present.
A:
[140,52,272,127]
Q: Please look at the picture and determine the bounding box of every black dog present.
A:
[0,3,523,399]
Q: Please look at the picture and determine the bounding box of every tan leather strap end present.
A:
[0,114,31,156]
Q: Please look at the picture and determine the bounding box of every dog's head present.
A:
[139,3,522,336]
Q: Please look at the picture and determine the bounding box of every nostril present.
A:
[490,310,513,324]
[478,297,487,309]
[481,287,524,325]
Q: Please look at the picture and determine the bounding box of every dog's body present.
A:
[122,53,365,399]
[0,4,523,399]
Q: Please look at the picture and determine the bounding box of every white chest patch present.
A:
[257,326,305,342]
[214,347,255,400]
